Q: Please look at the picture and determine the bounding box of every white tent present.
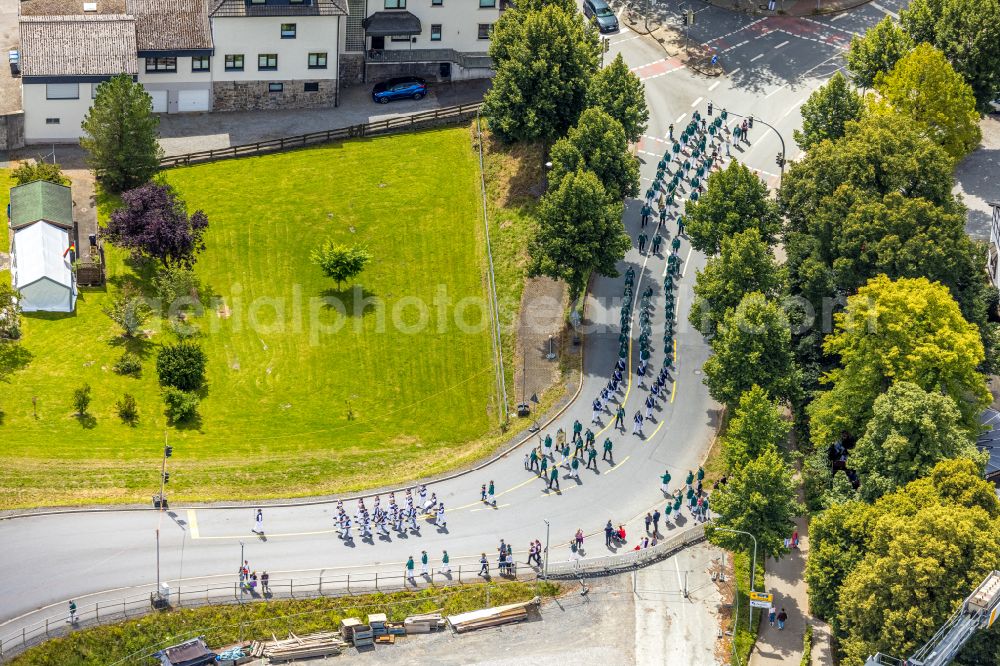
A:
[11,221,76,312]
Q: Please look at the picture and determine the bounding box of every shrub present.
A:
[156,342,207,391]
[73,384,92,416]
[102,282,152,338]
[12,160,69,186]
[116,393,138,424]
[163,387,199,423]
[113,352,142,377]
[153,265,201,311]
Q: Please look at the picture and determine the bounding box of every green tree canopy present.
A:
[310,242,373,290]
[703,292,798,408]
[80,74,163,193]
[528,169,629,301]
[809,276,990,445]
[875,43,982,161]
[549,107,639,200]
[12,160,68,186]
[689,227,785,335]
[793,72,863,152]
[851,381,978,502]
[586,52,649,144]
[805,500,878,621]
[484,4,600,143]
[685,161,781,255]
[900,0,1000,113]
[846,16,913,89]
[707,446,801,560]
[722,385,790,472]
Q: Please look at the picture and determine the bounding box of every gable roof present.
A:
[9,180,74,230]
[12,221,74,291]
[210,0,348,17]
[18,0,127,16]
[127,0,213,53]
[19,14,138,77]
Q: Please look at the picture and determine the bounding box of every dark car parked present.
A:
[372,77,428,104]
[583,0,619,33]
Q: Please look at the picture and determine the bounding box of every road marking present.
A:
[690,97,703,108]
[649,420,666,439]
[727,67,741,76]
[187,509,200,539]
[750,54,764,62]
[674,113,686,124]
[774,40,789,49]
[831,11,849,20]
[681,246,693,277]
[604,455,631,475]
[639,150,659,158]
[870,2,898,18]
[194,527,340,540]
[778,98,806,120]
[644,135,669,145]
[708,81,721,92]
[471,503,510,513]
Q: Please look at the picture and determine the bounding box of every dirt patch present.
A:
[513,276,567,408]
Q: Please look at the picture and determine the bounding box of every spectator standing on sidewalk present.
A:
[777,608,788,630]
[769,605,776,627]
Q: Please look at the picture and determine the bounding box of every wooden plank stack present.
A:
[403,611,445,634]
[446,598,540,634]
[248,631,348,663]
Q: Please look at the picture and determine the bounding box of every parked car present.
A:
[583,0,619,33]
[371,77,427,104]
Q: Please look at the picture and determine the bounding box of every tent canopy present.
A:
[11,221,76,313]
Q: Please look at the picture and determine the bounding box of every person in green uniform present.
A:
[441,550,451,574]
[570,455,580,480]
[614,406,625,431]
[544,433,553,459]
[660,469,671,494]
[697,466,705,482]
[548,466,560,490]
[420,550,429,576]
[652,233,663,254]
[406,556,416,583]
[540,455,549,476]
[671,236,681,254]
[587,445,598,470]
[603,437,614,462]
[664,501,673,524]
[573,419,582,441]
[686,469,695,486]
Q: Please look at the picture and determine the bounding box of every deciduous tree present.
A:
[12,160,68,186]
[549,107,639,200]
[792,72,863,152]
[586,53,649,144]
[0,282,22,340]
[102,282,152,339]
[685,161,780,255]
[846,16,913,89]
[156,342,208,392]
[805,500,877,621]
[310,242,373,290]
[722,385,790,472]
[104,183,209,269]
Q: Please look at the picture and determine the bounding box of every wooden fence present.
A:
[159,102,484,168]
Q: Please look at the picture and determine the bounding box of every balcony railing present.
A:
[366,48,493,69]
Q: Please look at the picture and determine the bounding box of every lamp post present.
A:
[713,527,759,646]
[724,111,786,186]
[542,519,551,580]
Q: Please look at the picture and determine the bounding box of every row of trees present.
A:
[483,0,647,300]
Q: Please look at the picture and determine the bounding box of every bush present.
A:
[163,387,199,423]
[113,352,142,377]
[116,393,138,424]
[12,160,69,186]
[156,342,207,391]
[73,384,92,416]
[153,265,201,311]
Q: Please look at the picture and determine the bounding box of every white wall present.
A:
[211,16,340,81]
[22,82,92,143]
[380,1,499,53]
[136,57,214,85]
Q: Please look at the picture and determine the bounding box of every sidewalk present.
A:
[697,0,872,17]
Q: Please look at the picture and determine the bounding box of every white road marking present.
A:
[644,135,669,144]
[690,97,703,108]
[612,35,642,45]
[750,54,764,62]
[831,11,849,20]
[708,81,721,92]
[639,150,659,158]
[870,2,898,18]
[728,67,741,76]
[774,40,789,49]
[681,245,694,277]
[778,98,807,120]
[674,113,686,124]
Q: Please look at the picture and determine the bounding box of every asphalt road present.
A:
[0,0,914,651]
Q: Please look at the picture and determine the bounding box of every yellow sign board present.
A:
[749,591,774,609]
[989,607,999,629]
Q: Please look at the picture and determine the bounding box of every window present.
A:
[45,83,79,99]
[308,52,327,69]
[384,0,405,7]
[145,57,177,73]
[430,24,442,41]
[45,118,61,125]
[390,34,410,42]
[192,56,210,72]
[304,81,319,92]
[281,23,296,39]
[92,83,100,99]
[480,0,496,6]
[432,0,442,4]
[268,83,283,93]
[250,0,264,3]
[477,23,492,39]
[258,54,278,71]
[225,54,244,71]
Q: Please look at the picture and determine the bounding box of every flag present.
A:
[63,242,76,258]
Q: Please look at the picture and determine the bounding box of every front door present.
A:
[371,36,385,50]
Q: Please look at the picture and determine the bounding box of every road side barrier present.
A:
[544,523,707,578]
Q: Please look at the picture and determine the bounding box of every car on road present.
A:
[372,77,427,104]
[583,0,619,33]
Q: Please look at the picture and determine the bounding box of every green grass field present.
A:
[0,128,525,509]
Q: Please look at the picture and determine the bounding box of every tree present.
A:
[156,342,208,391]
[548,107,639,200]
[484,5,600,142]
[103,183,208,269]
[102,282,153,338]
[80,74,163,193]
[528,169,629,301]
[163,386,199,424]
[310,242,373,290]
[707,446,801,560]
[875,43,982,161]
[689,228,784,335]
[73,383,92,416]
[685,161,780,255]
[900,0,1000,113]
[809,276,990,445]
[116,393,138,424]
[806,500,879,620]
[846,16,913,89]
[703,292,798,408]
[586,53,649,144]
[851,382,978,502]
[792,72,863,152]
[723,386,790,472]
[515,0,576,10]
[12,160,68,186]
[113,351,142,377]
[0,282,22,340]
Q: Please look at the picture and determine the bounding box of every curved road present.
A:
[0,0,904,651]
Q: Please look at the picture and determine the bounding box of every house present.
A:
[8,180,77,313]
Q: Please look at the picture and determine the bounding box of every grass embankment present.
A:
[0,127,549,509]
[10,580,561,666]
[732,549,765,665]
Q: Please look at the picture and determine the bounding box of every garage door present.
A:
[177,89,210,112]
[148,90,167,113]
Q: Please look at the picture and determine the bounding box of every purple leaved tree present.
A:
[104,183,209,268]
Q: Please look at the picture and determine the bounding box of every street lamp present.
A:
[542,519,551,580]
[725,111,787,186]
[712,527,759,650]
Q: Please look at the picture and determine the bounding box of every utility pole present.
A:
[726,111,786,186]
[714,527,759,633]
[155,433,172,605]
[543,519,551,580]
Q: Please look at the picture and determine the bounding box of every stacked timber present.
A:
[446,598,540,633]
[248,631,348,663]
[403,611,445,634]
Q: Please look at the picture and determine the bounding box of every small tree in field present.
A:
[103,282,152,338]
[311,241,372,289]
[81,74,163,193]
[73,384,92,416]
[156,342,208,391]
[104,183,209,268]
[0,282,22,340]
[12,161,69,186]
[116,393,138,424]
[163,387,199,424]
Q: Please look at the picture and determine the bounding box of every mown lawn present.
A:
[0,128,515,508]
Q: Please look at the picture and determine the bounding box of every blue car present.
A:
[372,77,427,104]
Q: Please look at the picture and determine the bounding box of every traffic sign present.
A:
[749,591,773,609]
